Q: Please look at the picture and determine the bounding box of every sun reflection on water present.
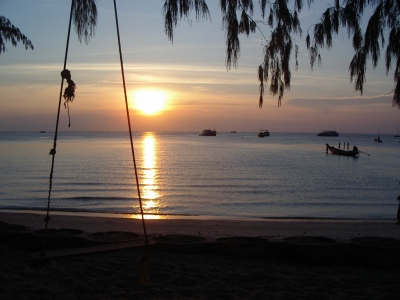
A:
[135,133,162,218]
[128,214,166,220]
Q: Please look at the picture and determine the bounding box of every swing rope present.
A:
[42,0,75,255]
[42,0,148,257]
[113,0,148,244]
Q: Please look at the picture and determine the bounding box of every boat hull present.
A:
[317,130,339,137]
[199,129,216,136]
[258,130,270,137]
[326,144,359,157]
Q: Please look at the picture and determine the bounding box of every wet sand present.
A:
[1,211,399,241]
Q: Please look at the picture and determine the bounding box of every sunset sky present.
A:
[1,0,399,134]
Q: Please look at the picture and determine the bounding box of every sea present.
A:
[0,131,399,220]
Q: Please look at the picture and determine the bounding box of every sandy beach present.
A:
[2,211,400,241]
[1,211,400,299]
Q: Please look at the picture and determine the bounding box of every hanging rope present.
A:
[42,0,75,256]
[113,0,148,244]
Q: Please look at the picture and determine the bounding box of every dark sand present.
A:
[1,211,400,299]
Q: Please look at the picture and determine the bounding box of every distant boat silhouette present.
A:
[394,126,400,137]
[258,130,270,137]
[317,130,339,137]
[199,129,216,136]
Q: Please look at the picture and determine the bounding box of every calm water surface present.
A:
[0,131,399,220]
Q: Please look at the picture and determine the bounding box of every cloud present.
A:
[287,94,394,110]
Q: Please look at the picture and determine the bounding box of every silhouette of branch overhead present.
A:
[306,0,400,108]
[162,0,211,43]
[4,0,399,109]
[72,0,97,44]
[0,16,34,54]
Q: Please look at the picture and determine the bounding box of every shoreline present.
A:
[1,208,396,221]
[1,210,399,241]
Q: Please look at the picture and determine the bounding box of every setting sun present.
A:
[132,89,167,115]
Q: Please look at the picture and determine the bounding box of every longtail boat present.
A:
[326,144,359,157]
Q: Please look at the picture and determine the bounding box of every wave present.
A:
[61,196,136,201]
[0,206,198,217]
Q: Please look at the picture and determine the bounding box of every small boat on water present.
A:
[258,130,270,137]
[230,131,237,133]
[40,131,46,133]
[199,129,217,136]
[374,135,382,143]
[326,144,359,157]
[394,126,400,137]
[317,130,339,137]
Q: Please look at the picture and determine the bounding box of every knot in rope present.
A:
[61,69,76,102]
[61,69,76,127]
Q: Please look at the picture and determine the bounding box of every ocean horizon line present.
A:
[0,130,396,135]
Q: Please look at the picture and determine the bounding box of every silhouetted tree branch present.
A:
[72,0,97,44]
[162,0,211,43]
[211,1,305,108]
[0,16,34,54]
[218,0,400,109]
[59,0,400,110]
[306,0,400,108]
[9,0,399,109]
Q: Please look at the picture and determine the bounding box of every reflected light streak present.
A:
[129,214,166,220]
[126,213,195,220]
[137,133,161,215]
